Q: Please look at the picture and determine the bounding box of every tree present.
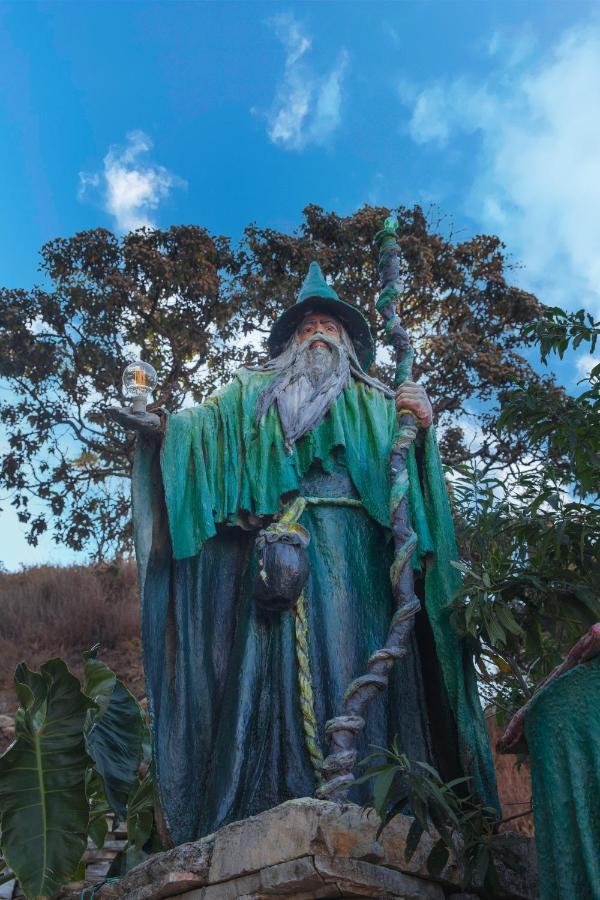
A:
[0,205,542,558]
[0,226,237,557]
[449,306,600,720]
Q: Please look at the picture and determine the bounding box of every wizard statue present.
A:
[115,260,499,847]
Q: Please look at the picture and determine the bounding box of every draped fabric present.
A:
[159,369,402,559]
[133,368,499,845]
[525,657,600,900]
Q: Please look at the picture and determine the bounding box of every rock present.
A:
[99,837,213,899]
[183,871,262,899]
[176,855,444,899]
[259,857,325,895]
[315,803,462,885]
[209,798,461,888]
[489,831,538,899]
[102,797,537,900]
[208,798,326,883]
[314,856,445,898]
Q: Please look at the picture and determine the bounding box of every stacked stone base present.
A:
[100,799,537,900]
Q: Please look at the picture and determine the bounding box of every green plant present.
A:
[357,740,503,894]
[0,660,94,898]
[448,306,600,722]
[0,649,156,898]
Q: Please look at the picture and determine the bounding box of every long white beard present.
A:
[256,334,351,452]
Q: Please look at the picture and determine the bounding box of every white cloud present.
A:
[575,352,600,379]
[408,80,496,147]
[401,22,600,314]
[79,131,185,232]
[487,25,537,68]
[259,14,348,150]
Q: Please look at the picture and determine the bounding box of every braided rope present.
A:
[294,588,324,783]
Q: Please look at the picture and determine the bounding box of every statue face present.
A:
[297,313,341,350]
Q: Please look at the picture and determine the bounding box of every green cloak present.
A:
[525,656,600,899]
[133,368,499,845]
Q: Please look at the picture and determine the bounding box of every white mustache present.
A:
[307,331,338,345]
[308,333,337,347]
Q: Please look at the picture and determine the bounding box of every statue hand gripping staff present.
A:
[317,216,424,800]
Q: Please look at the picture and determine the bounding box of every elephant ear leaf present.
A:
[83,650,146,822]
[0,659,93,900]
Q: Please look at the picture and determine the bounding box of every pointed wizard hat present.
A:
[268,261,375,370]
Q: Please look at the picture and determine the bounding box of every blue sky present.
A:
[1,0,599,567]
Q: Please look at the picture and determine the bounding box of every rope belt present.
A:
[303,495,363,509]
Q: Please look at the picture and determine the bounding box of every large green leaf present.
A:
[108,771,158,875]
[83,651,146,821]
[126,770,155,851]
[0,659,93,899]
[86,769,112,850]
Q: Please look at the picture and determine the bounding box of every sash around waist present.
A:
[301,495,364,509]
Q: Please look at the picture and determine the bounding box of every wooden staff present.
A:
[317,215,420,799]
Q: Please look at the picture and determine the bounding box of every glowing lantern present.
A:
[122,360,158,413]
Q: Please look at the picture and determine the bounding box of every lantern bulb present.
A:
[122,361,158,402]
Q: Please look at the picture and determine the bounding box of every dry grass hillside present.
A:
[0,560,144,727]
[0,562,532,832]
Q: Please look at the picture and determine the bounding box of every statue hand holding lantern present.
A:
[109,360,163,434]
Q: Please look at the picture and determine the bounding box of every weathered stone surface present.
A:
[259,857,325,895]
[315,803,461,885]
[133,873,208,900]
[314,856,445,899]
[489,831,538,899]
[181,883,340,900]
[257,890,339,900]
[105,798,537,900]
[99,837,213,899]
[194,870,262,899]
[208,799,460,888]
[208,799,325,882]
[178,855,444,900]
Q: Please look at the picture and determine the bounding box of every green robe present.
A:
[133,368,498,846]
[525,657,600,899]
